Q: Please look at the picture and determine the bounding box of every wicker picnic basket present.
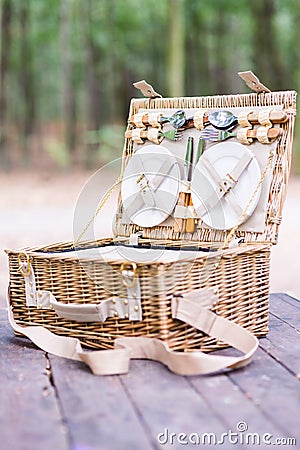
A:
[6,72,297,375]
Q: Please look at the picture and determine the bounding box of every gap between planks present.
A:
[118,374,160,450]
[44,352,74,449]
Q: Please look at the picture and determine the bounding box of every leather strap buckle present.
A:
[220,175,237,193]
[18,252,31,277]
[120,262,137,288]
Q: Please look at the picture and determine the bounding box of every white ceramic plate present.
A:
[191,142,262,230]
[121,145,180,227]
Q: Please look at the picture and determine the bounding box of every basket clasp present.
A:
[18,252,31,277]
[120,262,137,288]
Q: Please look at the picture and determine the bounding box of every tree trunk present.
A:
[0,0,12,169]
[168,0,185,96]
[83,0,104,168]
[250,0,286,90]
[213,8,229,94]
[61,0,77,165]
[19,1,36,166]
[104,0,118,123]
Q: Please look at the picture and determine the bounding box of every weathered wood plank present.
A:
[272,293,300,309]
[228,346,300,441]
[270,293,300,330]
[189,294,300,445]
[188,372,281,440]
[48,355,153,450]
[1,293,300,450]
[259,313,300,376]
[276,292,300,308]
[119,359,228,450]
[0,311,68,450]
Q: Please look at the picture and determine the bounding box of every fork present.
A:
[125,128,183,142]
[199,127,282,142]
[199,129,237,141]
[158,129,183,141]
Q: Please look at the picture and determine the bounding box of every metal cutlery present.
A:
[199,129,238,141]
[159,110,187,129]
[129,110,189,129]
[186,136,194,182]
[195,136,205,164]
[159,129,183,141]
[185,137,195,233]
[125,128,183,142]
[174,137,195,233]
[208,110,238,130]
[199,127,283,142]
[129,109,288,132]
[178,109,288,132]
[203,110,288,129]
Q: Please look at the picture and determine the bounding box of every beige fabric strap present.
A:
[236,127,253,145]
[21,262,38,306]
[237,109,254,128]
[197,151,253,217]
[194,109,207,130]
[147,112,163,128]
[124,157,176,219]
[256,126,274,144]
[147,127,163,145]
[258,108,274,127]
[131,128,145,144]
[132,113,145,128]
[7,289,258,376]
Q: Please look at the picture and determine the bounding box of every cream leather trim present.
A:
[22,263,142,322]
[22,263,37,307]
[7,286,258,376]
[50,295,142,322]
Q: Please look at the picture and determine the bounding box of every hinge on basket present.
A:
[133,80,162,98]
[238,71,271,93]
[129,232,143,246]
[228,237,244,249]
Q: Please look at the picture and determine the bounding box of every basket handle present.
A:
[50,295,142,322]
[7,289,258,376]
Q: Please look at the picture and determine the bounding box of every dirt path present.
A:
[1,170,299,308]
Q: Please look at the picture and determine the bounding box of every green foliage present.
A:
[1,0,300,171]
[45,137,70,169]
[86,124,125,164]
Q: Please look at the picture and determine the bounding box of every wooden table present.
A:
[1,293,299,450]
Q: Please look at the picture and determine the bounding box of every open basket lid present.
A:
[114,72,297,246]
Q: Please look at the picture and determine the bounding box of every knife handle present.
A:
[185,193,195,234]
[174,192,187,233]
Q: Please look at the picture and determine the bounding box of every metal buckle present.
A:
[226,172,238,184]
[136,174,145,184]
[136,174,150,192]
[120,262,137,287]
[18,252,31,277]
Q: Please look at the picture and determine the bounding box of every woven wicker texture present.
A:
[7,241,270,351]
[6,88,296,352]
[116,91,297,244]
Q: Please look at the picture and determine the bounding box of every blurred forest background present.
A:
[1,0,300,172]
